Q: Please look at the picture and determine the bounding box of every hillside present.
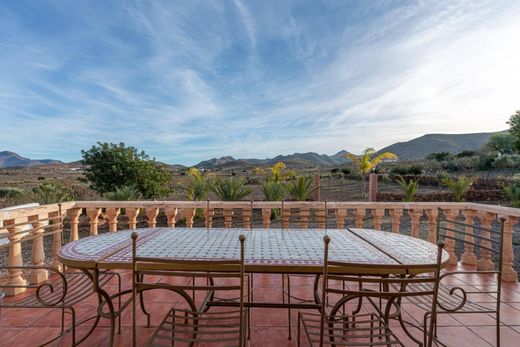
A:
[0,151,63,168]
[378,132,500,160]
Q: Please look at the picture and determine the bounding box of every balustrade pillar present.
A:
[390,209,403,233]
[184,208,196,228]
[126,208,140,229]
[335,209,348,229]
[4,219,27,296]
[87,208,101,236]
[242,208,252,229]
[445,210,459,265]
[477,212,495,271]
[223,208,234,228]
[49,211,62,271]
[146,208,159,228]
[261,208,271,228]
[282,208,290,229]
[461,210,478,266]
[354,208,365,228]
[27,214,48,284]
[373,209,385,230]
[410,209,423,238]
[204,208,214,228]
[425,209,438,244]
[298,208,310,229]
[502,216,518,282]
[67,208,81,241]
[165,208,178,228]
[316,207,327,229]
[106,207,120,232]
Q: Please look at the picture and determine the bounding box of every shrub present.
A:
[0,187,25,199]
[395,175,419,202]
[504,182,520,208]
[81,142,171,199]
[340,167,352,176]
[104,185,142,201]
[287,175,314,201]
[455,150,477,158]
[442,176,473,202]
[184,168,212,201]
[427,152,452,162]
[390,165,424,177]
[29,183,73,204]
[261,180,285,201]
[211,177,251,201]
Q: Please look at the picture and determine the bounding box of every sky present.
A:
[0,0,519,165]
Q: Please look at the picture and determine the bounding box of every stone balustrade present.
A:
[1,200,519,296]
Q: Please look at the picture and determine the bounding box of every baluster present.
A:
[410,209,423,238]
[204,208,214,228]
[4,218,27,295]
[67,208,82,241]
[184,208,196,228]
[49,211,62,271]
[261,208,271,228]
[27,214,48,283]
[477,212,495,271]
[299,208,310,229]
[354,208,365,228]
[445,209,459,265]
[242,208,252,229]
[316,207,326,229]
[223,208,234,228]
[425,209,438,243]
[106,207,120,232]
[335,208,348,229]
[373,209,385,230]
[502,216,518,282]
[282,208,290,229]
[165,208,178,228]
[390,209,403,233]
[87,208,101,236]
[461,210,477,265]
[146,208,159,228]
[126,208,140,229]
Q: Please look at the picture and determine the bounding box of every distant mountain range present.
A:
[0,131,503,169]
[0,151,63,168]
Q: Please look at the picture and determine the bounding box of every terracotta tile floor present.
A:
[1,268,520,347]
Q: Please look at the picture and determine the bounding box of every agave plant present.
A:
[442,176,473,202]
[29,183,72,204]
[287,175,314,201]
[504,182,520,208]
[211,177,251,201]
[395,175,419,202]
[184,167,212,201]
[345,148,397,197]
[104,185,142,201]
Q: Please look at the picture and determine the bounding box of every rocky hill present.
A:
[0,151,63,168]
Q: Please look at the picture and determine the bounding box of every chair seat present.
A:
[403,282,495,313]
[298,311,403,346]
[149,307,247,347]
[3,271,116,308]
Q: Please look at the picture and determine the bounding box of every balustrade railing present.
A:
[1,200,519,296]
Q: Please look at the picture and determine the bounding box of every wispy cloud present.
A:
[0,0,519,165]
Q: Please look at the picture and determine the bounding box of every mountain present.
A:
[0,151,63,168]
[378,132,499,160]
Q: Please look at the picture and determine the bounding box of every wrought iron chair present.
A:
[297,235,445,347]
[0,208,121,346]
[403,208,506,347]
[131,232,248,347]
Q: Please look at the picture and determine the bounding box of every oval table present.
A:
[59,227,449,346]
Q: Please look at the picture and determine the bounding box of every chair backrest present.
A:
[131,232,247,346]
[319,235,445,347]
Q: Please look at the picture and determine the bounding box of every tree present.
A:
[487,133,516,155]
[442,176,473,202]
[395,175,419,202]
[81,142,171,199]
[507,110,520,151]
[184,167,212,201]
[211,177,251,201]
[29,183,72,204]
[345,148,397,196]
[287,175,314,201]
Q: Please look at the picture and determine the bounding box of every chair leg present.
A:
[61,307,65,333]
[288,274,292,340]
[297,312,301,347]
[70,307,77,347]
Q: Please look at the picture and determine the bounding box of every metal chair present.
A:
[297,235,445,347]
[403,208,505,347]
[131,232,248,347]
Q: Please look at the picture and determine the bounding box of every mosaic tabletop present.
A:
[59,228,449,274]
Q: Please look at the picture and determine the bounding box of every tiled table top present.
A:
[59,228,449,273]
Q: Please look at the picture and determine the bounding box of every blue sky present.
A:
[0,0,519,165]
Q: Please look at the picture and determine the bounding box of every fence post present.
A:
[368,173,378,201]
[312,173,320,201]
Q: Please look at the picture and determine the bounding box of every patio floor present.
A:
[1,267,520,347]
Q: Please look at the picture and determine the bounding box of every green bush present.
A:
[211,177,251,201]
[261,180,285,201]
[184,168,212,201]
[395,175,419,202]
[427,152,452,162]
[81,142,171,199]
[390,165,424,176]
[287,175,314,201]
[0,187,25,199]
[504,182,520,208]
[442,176,473,202]
[455,150,477,158]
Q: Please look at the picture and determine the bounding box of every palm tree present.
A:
[345,148,397,197]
